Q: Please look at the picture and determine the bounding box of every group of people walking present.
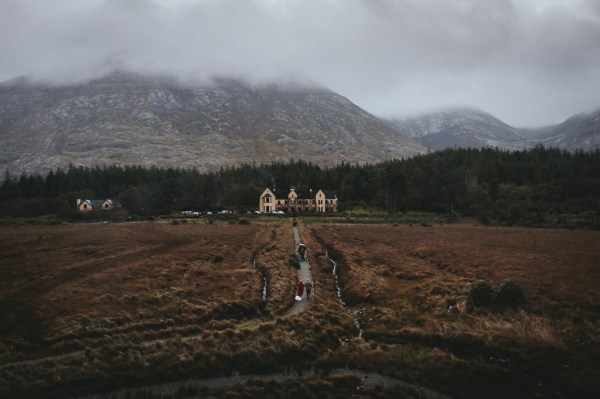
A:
[293,220,312,302]
[295,279,313,301]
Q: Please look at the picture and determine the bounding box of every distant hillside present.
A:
[386,108,600,152]
[0,72,426,177]
[529,109,600,151]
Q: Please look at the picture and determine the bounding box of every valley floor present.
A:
[0,219,598,398]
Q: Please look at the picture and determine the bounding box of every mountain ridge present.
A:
[385,107,600,152]
[0,72,426,177]
[1,72,598,178]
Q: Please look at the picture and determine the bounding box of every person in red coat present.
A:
[295,280,304,300]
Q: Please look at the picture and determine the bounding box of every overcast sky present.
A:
[1,0,599,126]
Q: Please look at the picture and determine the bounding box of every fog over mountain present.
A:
[0,72,425,176]
[1,0,600,126]
[386,108,600,152]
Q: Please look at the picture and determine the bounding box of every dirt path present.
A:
[286,224,313,315]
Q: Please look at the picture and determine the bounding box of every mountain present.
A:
[529,109,600,151]
[386,108,600,152]
[0,72,426,177]
[386,109,527,151]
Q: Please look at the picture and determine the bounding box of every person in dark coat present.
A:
[304,280,313,300]
[298,244,306,261]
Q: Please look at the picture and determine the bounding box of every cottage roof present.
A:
[81,199,118,209]
[88,200,105,208]
[106,199,120,207]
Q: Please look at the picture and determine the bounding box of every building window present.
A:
[83,204,88,209]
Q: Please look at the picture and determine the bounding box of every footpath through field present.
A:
[287,223,312,315]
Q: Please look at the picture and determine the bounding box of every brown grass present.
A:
[0,220,359,398]
[0,221,270,352]
[306,222,600,398]
[1,220,599,398]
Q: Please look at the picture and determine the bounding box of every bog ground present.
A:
[1,219,599,398]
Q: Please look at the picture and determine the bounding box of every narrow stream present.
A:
[262,277,267,300]
[326,250,363,340]
[253,258,268,300]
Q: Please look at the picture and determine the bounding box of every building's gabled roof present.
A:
[261,188,275,197]
[263,187,336,200]
[294,189,313,199]
[323,190,337,199]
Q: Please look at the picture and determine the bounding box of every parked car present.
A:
[254,211,261,214]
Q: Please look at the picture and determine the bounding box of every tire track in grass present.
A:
[73,368,452,399]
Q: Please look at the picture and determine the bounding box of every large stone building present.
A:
[259,187,338,214]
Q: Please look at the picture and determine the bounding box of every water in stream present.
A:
[254,258,268,300]
[326,250,363,340]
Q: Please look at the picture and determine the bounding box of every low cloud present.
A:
[1,0,599,126]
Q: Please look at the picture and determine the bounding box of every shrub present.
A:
[496,279,526,307]
[212,255,224,263]
[468,280,496,307]
[478,213,491,225]
[238,218,250,225]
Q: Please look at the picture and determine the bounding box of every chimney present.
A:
[76,198,81,206]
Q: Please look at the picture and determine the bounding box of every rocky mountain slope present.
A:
[526,109,600,151]
[386,109,526,151]
[386,108,600,152]
[0,73,426,177]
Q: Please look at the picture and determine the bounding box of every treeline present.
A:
[1,146,599,227]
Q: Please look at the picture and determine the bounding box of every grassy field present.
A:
[305,222,600,398]
[1,218,599,398]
